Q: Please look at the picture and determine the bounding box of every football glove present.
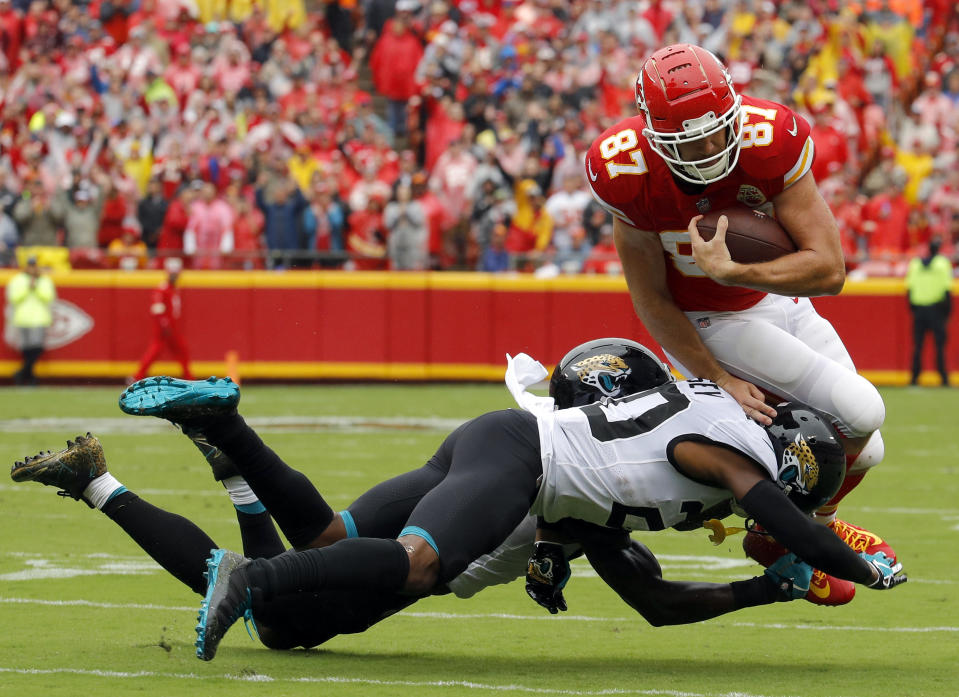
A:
[525,541,570,614]
[764,552,813,600]
[861,551,907,589]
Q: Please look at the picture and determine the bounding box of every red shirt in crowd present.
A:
[98,192,128,247]
[369,19,424,101]
[861,192,910,257]
[810,121,849,182]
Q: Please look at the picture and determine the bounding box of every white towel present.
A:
[504,353,555,416]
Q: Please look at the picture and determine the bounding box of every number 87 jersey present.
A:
[530,379,778,532]
[585,95,813,313]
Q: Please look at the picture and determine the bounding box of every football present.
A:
[696,205,797,263]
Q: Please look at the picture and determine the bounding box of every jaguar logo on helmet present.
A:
[573,354,633,397]
[767,402,845,514]
[781,433,820,495]
[550,338,674,409]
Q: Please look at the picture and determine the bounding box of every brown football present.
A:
[696,205,797,263]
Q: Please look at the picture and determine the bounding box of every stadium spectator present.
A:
[546,172,592,259]
[255,164,308,269]
[106,219,149,270]
[97,178,130,248]
[346,194,388,271]
[226,184,266,271]
[861,173,912,267]
[809,100,850,183]
[581,224,621,275]
[0,205,16,267]
[0,0,948,273]
[429,136,477,268]
[154,183,195,262]
[301,179,346,269]
[554,226,592,274]
[478,222,510,272]
[52,178,104,251]
[12,178,57,247]
[136,178,170,251]
[184,181,235,270]
[384,182,429,271]
[369,5,424,139]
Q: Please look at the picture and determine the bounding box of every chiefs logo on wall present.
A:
[4,299,94,350]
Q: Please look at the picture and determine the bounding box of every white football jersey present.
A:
[531,380,778,531]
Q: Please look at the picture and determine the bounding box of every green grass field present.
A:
[0,382,956,697]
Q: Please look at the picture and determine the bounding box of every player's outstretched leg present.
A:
[743,527,856,606]
[196,548,255,661]
[119,376,239,421]
[10,433,107,501]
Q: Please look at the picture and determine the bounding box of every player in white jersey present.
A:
[166,375,905,660]
[15,339,702,650]
[534,380,775,530]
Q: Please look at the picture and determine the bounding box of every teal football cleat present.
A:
[195,548,256,661]
[119,376,239,421]
[10,433,107,501]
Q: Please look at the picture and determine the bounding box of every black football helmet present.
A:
[766,402,846,514]
[549,338,674,409]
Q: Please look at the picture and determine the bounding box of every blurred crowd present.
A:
[0,0,956,276]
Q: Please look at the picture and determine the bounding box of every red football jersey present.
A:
[150,282,182,330]
[586,95,813,312]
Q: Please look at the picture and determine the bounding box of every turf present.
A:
[0,383,956,697]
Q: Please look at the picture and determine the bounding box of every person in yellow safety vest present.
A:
[5,256,56,385]
[905,237,953,386]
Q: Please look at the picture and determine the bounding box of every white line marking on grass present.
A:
[0,415,466,434]
[855,506,959,517]
[0,666,874,696]
[1,597,956,633]
[0,597,195,612]
[728,621,959,633]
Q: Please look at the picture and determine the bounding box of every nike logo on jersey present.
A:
[587,159,599,182]
[786,117,798,137]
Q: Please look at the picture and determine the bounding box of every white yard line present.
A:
[0,666,929,696]
[0,415,467,434]
[0,597,956,633]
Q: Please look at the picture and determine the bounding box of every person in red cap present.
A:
[131,257,193,383]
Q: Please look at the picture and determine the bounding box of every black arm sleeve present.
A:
[739,479,875,585]
[584,538,780,626]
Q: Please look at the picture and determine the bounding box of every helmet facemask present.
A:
[634,44,745,186]
[641,95,744,186]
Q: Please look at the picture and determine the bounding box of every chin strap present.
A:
[703,518,773,545]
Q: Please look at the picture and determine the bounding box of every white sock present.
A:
[221,475,260,507]
[83,473,125,510]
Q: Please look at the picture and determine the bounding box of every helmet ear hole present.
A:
[549,338,673,409]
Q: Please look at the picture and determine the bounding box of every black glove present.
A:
[862,551,908,589]
[525,541,570,614]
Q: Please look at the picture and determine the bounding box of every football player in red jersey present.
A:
[585,44,892,605]
[131,257,194,383]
